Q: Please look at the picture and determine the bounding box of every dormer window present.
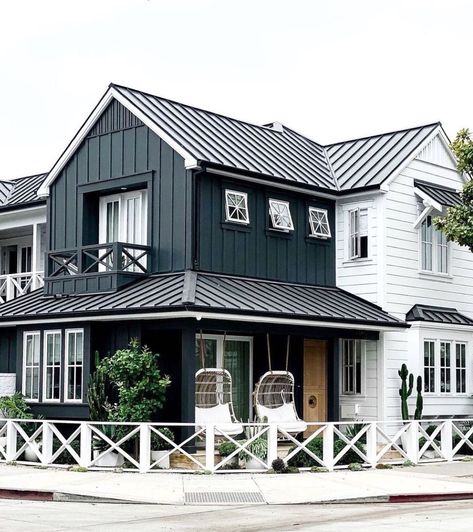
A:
[308,207,331,238]
[269,199,294,231]
[349,207,368,259]
[225,190,249,224]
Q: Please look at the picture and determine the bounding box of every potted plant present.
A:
[92,424,125,468]
[150,427,174,468]
[217,440,239,467]
[239,427,268,470]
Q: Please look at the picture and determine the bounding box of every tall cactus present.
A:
[398,363,414,420]
[414,375,423,420]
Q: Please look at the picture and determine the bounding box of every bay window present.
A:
[440,341,451,393]
[422,339,468,395]
[423,340,435,393]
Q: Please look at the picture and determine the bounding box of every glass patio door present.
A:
[195,335,253,422]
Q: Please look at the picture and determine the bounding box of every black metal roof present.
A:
[0,271,405,328]
[0,173,47,211]
[326,123,439,191]
[406,305,473,326]
[414,180,461,208]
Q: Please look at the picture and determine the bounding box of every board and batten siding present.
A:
[339,340,379,421]
[48,100,192,275]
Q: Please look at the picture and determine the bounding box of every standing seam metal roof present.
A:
[0,173,47,210]
[406,305,473,326]
[414,180,461,207]
[0,271,405,327]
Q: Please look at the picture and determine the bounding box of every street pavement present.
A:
[0,461,473,505]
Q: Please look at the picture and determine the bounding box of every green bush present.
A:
[239,437,267,462]
[217,441,237,457]
[0,393,32,419]
[287,436,365,468]
[52,438,81,465]
[151,428,174,451]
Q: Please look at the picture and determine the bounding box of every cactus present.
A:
[414,375,423,420]
[398,363,414,420]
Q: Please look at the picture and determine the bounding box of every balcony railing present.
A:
[0,272,44,303]
[48,243,151,278]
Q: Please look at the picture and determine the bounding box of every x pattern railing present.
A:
[0,419,472,472]
[0,272,44,303]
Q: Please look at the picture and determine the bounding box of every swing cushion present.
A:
[195,404,244,436]
[257,403,308,434]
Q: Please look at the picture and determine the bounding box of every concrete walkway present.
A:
[1,461,473,505]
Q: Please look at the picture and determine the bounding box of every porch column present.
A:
[180,322,196,447]
[327,339,340,422]
[31,223,42,290]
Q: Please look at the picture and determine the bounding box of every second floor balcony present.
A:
[45,242,151,296]
[0,271,44,303]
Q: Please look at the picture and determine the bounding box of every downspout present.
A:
[192,166,205,271]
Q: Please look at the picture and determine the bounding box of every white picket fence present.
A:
[0,418,472,473]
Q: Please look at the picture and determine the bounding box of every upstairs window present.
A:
[341,339,363,395]
[349,208,368,259]
[269,199,294,231]
[225,190,249,224]
[308,207,331,238]
[420,215,449,274]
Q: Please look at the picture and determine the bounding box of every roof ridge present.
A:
[110,82,287,135]
[326,122,441,148]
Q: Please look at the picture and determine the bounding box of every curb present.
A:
[319,492,473,505]
[0,488,133,504]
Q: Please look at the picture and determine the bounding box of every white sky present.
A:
[1,0,472,179]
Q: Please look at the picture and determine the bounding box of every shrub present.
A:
[348,463,363,471]
[151,428,174,451]
[0,393,32,419]
[53,438,81,465]
[239,437,267,462]
[287,436,365,468]
[271,458,286,473]
[217,441,237,457]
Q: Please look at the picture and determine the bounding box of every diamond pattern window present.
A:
[308,207,331,238]
[268,199,294,231]
[225,190,249,224]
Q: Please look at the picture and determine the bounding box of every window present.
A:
[423,340,436,393]
[225,190,249,224]
[268,199,294,231]
[308,208,331,238]
[440,341,451,393]
[456,343,466,394]
[43,331,61,401]
[420,215,449,274]
[349,208,368,259]
[195,334,252,421]
[23,332,40,401]
[65,330,84,402]
[342,339,363,395]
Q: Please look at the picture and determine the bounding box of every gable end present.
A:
[87,100,143,137]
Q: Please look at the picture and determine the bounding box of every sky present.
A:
[1,0,472,179]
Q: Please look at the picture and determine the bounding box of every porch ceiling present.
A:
[0,271,406,329]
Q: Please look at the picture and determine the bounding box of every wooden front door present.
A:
[303,339,327,427]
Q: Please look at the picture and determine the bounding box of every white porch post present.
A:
[31,223,42,289]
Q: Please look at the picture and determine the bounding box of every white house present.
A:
[331,123,473,421]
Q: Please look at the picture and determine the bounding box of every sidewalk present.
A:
[0,461,473,505]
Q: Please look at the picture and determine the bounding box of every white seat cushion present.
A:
[195,404,244,436]
[256,403,307,434]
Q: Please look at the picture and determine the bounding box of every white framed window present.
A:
[456,343,467,394]
[65,329,84,402]
[22,332,40,401]
[308,207,331,238]
[43,331,61,402]
[341,339,363,395]
[420,215,449,274]
[268,199,294,231]
[440,341,452,394]
[225,190,249,224]
[348,208,368,259]
[423,340,436,393]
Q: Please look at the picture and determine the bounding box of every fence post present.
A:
[441,420,453,461]
[79,423,92,468]
[365,422,378,467]
[6,277,14,302]
[41,422,53,465]
[267,424,278,468]
[205,424,215,472]
[139,424,151,473]
[323,424,334,471]
[5,421,17,462]
[405,421,419,464]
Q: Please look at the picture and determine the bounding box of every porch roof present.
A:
[414,180,461,208]
[0,271,406,329]
[0,173,47,211]
[406,304,473,326]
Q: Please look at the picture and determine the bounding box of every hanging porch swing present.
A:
[194,331,244,436]
[253,334,308,435]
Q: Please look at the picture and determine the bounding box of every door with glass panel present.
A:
[195,335,252,422]
[43,331,61,401]
[98,190,147,271]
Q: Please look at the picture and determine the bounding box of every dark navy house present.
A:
[0,84,405,423]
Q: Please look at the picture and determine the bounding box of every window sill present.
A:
[418,271,453,281]
[342,258,372,265]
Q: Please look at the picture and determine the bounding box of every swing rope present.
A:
[285,335,290,373]
[266,333,271,372]
[199,329,205,368]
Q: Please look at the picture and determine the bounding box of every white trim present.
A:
[308,207,331,238]
[409,321,473,331]
[42,330,62,403]
[0,310,406,331]
[268,199,294,231]
[64,328,84,403]
[22,331,41,402]
[413,187,443,213]
[340,338,366,396]
[224,190,250,225]
[38,87,200,197]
